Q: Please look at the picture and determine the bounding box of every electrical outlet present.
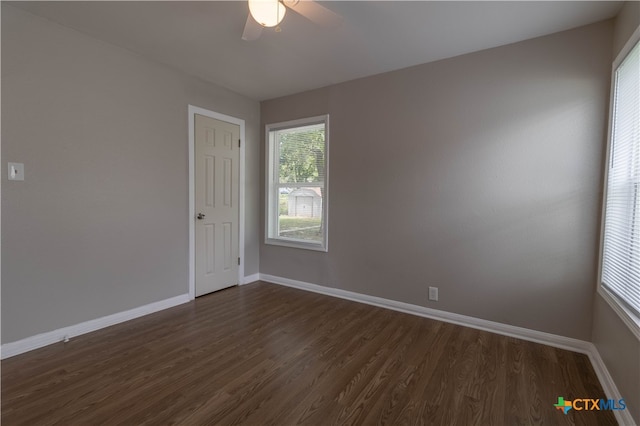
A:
[428,286,438,301]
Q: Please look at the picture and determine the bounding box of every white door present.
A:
[195,114,240,296]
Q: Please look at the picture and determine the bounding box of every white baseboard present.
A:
[242,273,260,285]
[1,293,190,359]
[586,346,637,426]
[259,273,632,425]
[259,274,591,353]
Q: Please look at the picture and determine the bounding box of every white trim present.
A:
[242,273,260,285]
[259,274,591,353]
[264,114,329,252]
[1,294,190,359]
[596,25,640,340]
[587,346,637,426]
[258,274,632,425]
[264,238,328,252]
[267,115,328,132]
[188,105,246,300]
[598,287,640,341]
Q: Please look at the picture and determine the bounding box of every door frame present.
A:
[188,104,246,300]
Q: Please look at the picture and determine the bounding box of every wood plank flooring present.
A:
[2,282,617,425]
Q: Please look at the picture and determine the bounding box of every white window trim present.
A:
[265,115,329,252]
[597,25,640,341]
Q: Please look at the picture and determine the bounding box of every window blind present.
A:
[601,40,640,317]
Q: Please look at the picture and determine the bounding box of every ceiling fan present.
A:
[242,0,343,41]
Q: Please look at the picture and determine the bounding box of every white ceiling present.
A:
[9,1,623,101]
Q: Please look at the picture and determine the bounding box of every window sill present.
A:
[265,237,328,252]
[598,286,640,341]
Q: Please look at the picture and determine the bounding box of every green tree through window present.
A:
[278,127,325,183]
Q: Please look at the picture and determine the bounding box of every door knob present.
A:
[197,213,205,220]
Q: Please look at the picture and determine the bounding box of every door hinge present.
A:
[238,257,241,265]
[238,139,241,148]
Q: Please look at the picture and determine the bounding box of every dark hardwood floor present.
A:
[2,282,616,425]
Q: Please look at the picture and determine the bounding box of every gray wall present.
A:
[261,20,613,341]
[591,2,640,423]
[612,0,640,55]
[1,5,260,343]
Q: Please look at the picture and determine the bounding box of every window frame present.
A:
[265,115,329,252]
[597,26,640,340]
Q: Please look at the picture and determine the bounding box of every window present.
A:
[600,33,640,328]
[266,115,329,251]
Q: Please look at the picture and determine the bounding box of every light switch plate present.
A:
[8,162,24,181]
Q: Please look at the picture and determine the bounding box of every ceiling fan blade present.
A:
[242,14,263,41]
[283,0,343,28]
